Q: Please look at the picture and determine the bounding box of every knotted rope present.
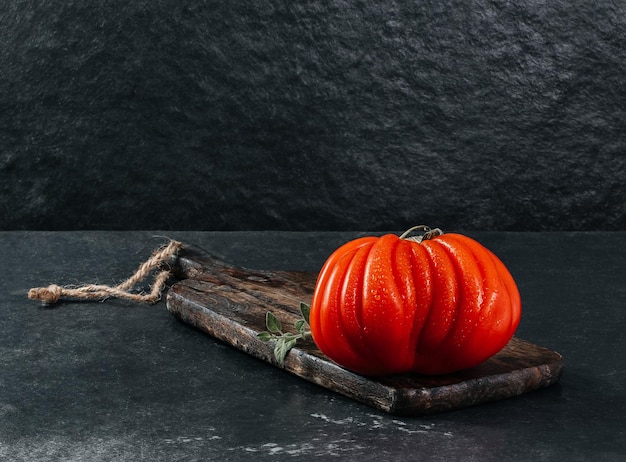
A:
[28,240,183,305]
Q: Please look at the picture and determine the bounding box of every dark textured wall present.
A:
[1,1,625,231]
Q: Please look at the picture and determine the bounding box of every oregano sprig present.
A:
[257,302,311,365]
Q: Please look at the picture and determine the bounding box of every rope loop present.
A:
[27,240,183,306]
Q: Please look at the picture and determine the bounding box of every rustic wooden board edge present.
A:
[166,244,565,416]
[390,359,564,416]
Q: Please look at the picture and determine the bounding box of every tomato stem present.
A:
[399,225,443,242]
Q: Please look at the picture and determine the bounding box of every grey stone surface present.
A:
[1,231,625,460]
[1,1,625,231]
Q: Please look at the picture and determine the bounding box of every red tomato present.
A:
[309,227,521,376]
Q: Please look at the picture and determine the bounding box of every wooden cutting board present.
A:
[166,244,564,416]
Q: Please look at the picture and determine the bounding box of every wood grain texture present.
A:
[167,245,563,415]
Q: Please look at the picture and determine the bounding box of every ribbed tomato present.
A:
[309,226,521,376]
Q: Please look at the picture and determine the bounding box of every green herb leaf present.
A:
[258,303,312,366]
[257,331,273,341]
[265,311,282,334]
[300,302,311,324]
[274,338,297,365]
[294,319,306,334]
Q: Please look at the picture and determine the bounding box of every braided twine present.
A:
[28,240,183,305]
